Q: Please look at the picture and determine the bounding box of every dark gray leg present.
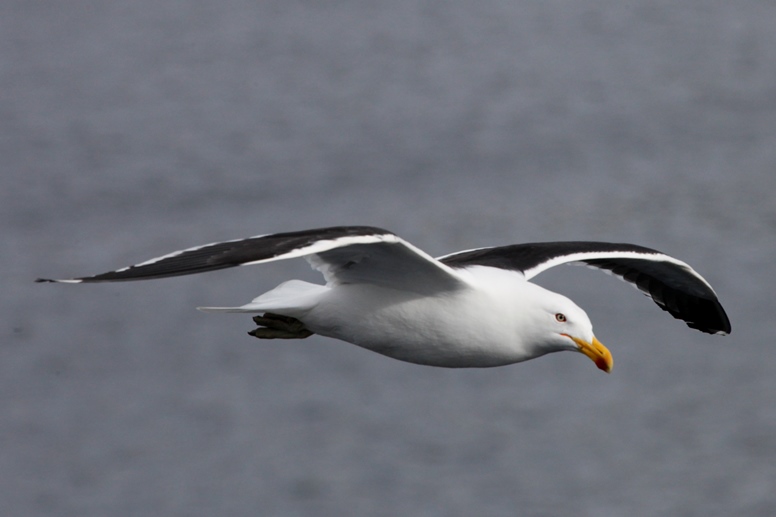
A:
[249,313,313,339]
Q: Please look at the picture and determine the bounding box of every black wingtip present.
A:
[35,277,82,284]
[711,303,732,335]
[670,295,731,336]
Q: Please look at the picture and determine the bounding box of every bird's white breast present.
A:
[302,268,539,367]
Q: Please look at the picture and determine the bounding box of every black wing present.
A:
[440,241,731,335]
[36,226,467,295]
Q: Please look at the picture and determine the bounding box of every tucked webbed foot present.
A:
[249,313,313,339]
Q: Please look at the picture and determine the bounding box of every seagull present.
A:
[36,226,731,372]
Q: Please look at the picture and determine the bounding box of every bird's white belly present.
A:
[301,284,526,367]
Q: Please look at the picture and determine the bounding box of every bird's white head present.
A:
[520,283,613,373]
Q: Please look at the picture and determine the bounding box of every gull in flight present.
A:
[37,226,731,372]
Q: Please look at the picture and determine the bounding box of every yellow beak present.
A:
[568,335,613,373]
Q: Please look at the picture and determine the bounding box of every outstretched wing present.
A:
[439,241,731,335]
[36,226,469,295]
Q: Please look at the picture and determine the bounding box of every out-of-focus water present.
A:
[3,1,776,515]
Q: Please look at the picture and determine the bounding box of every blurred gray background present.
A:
[3,1,776,515]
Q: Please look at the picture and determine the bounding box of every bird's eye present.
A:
[555,313,567,323]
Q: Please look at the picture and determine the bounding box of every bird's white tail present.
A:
[198,280,328,314]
